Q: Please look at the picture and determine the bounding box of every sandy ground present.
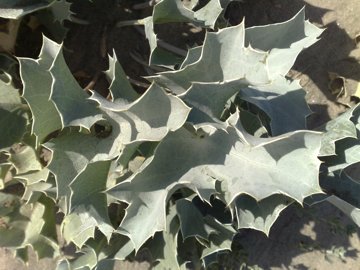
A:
[1,0,360,269]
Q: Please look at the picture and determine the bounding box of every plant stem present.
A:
[116,19,145,28]
[134,26,187,57]
[127,77,150,88]
[69,15,90,25]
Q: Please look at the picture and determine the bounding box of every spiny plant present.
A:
[0,0,360,269]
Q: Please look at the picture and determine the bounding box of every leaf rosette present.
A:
[1,2,350,269]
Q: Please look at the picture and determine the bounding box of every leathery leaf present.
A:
[144,0,223,66]
[90,82,190,145]
[317,105,359,157]
[107,117,322,250]
[0,192,59,259]
[19,36,62,146]
[1,5,333,269]
[0,80,27,151]
[147,203,181,269]
[46,82,189,213]
[105,52,139,103]
[50,46,103,129]
[154,21,270,94]
[234,194,293,235]
[176,198,235,260]
[0,0,55,19]
[62,161,114,247]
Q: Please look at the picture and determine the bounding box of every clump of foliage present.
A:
[0,0,360,269]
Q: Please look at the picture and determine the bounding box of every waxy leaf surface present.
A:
[50,47,103,129]
[235,194,292,235]
[19,36,62,145]
[108,123,322,250]
[62,161,113,247]
[154,22,270,94]
[105,53,139,103]
[0,80,27,150]
[245,8,323,79]
[318,105,359,156]
[0,0,54,19]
